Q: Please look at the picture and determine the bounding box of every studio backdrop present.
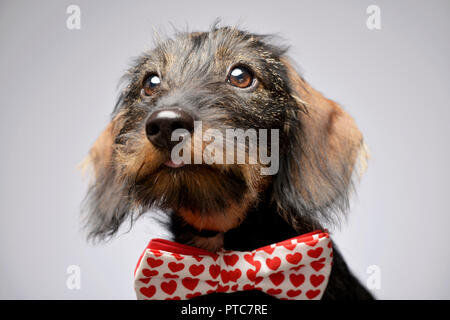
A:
[0,0,449,299]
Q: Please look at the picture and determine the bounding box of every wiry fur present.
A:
[82,24,373,299]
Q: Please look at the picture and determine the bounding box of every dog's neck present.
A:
[170,192,318,252]
[223,198,308,251]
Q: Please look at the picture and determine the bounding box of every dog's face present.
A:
[83,27,367,245]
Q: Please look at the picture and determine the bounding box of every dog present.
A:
[82,25,373,300]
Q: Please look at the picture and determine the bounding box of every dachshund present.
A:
[82,25,373,300]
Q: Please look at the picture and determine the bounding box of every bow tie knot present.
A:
[134,230,333,300]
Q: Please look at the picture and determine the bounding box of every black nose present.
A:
[145,109,194,150]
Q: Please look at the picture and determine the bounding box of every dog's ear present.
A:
[85,120,117,177]
[81,111,133,241]
[273,58,368,229]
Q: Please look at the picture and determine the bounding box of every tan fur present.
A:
[114,128,163,180]
[177,190,255,233]
[283,58,367,206]
[81,111,126,180]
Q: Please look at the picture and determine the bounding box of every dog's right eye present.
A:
[228,66,254,89]
[142,74,161,96]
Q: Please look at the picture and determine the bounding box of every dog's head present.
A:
[82,26,367,244]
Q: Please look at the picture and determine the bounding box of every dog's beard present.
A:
[132,164,249,215]
[114,124,267,233]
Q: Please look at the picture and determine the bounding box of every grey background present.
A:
[1,0,449,299]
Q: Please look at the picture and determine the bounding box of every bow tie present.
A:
[134,230,333,300]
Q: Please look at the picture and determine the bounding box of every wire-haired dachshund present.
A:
[82,25,373,300]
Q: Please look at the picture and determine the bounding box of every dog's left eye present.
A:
[142,73,161,96]
[228,66,254,88]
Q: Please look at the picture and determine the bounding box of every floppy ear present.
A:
[84,120,117,178]
[273,58,368,230]
[81,112,133,241]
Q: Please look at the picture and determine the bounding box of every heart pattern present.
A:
[135,230,332,300]
[189,264,205,276]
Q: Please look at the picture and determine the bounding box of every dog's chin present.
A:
[133,163,252,231]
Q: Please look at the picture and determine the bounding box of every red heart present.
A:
[139,285,156,298]
[306,289,321,299]
[161,280,177,295]
[165,296,181,300]
[231,284,238,291]
[142,269,159,277]
[306,239,319,247]
[168,262,185,273]
[243,284,255,291]
[255,276,264,285]
[220,270,230,283]
[289,273,305,287]
[290,264,305,271]
[206,280,218,287]
[269,271,285,286]
[266,257,281,270]
[230,269,242,282]
[223,254,239,267]
[311,258,326,272]
[286,253,302,265]
[146,258,163,268]
[287,289,302,298]
[189,264,205,276]
[247,269,263,285]
[172,253,184,261]
[150,249,163,257]
[182,277,199,291]
[138,278,151,284]
[163,273,179,279]
[307,247,323,259]
[244,254,254,264]
[246,269,258,281]
[246,269,256,281]
[186,292,202,299]
[261,246,275,255]
[301,235,318,247]
[310,274,325,287]
[209,265,220,279]
[221,269,241,283]
[283,243,296,251]
[267,288,282,295]
[217,285,229,293]
[193,255,203,262]
[244,254,261,271]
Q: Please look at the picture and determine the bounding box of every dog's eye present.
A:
[142,73,161,96]
[228,66,254,88]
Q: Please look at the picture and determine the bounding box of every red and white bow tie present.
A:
[134,230,333,300]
